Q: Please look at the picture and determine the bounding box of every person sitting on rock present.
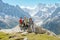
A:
[28,18,34,32]
[23,16,29,32]
[19,17,23,31]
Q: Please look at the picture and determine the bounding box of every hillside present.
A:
[0,25,60,40]
[0,32,60,40]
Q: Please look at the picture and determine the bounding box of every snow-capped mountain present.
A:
[22,3,59,21]
[0,0,30,29]
[32,3,60,24]
[0,0,60,35]
[0,0,30,18]
[0,15,19,29]
[34,3,60,34]
[21,6,37,16]
[22,3,60,34]
[42,7,60,34]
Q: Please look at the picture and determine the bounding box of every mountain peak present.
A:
[16,5,20,9]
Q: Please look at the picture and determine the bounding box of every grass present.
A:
[27,33,60,40]
[0,32,60,40]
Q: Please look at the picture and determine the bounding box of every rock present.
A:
[9,36,15,38]
[24,37,28,40]
[46,30,57,37]
[35,27,46,34]
[27,27,32,33]
[15,39,20,40]
[15,38,23,40]
[9,35,19,39]
[0,24,56,37]
[0,38,2,39]
[21,32,28,34]
[34,26,56,36]
[21,32,28,36]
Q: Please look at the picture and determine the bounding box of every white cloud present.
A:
[20,6,36,9]
[20,6,25,8]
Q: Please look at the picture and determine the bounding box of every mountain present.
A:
[34,3,57,20]
[0,0,60,35]
[21,7,37,17]
[0,0,30,29]
[30,3,57,26]
[19,3,60,34]
[0,20,9,29]
[0,0,30,18]
[30,3,60,34]
[22,4,60,35]
[34,3,60,18]
[0,15,19,29]
[42,7,60,34]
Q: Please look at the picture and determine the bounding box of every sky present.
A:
[2,0,60,7]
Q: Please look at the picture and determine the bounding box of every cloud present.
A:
[20,6,36,9]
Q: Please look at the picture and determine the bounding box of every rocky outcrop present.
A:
[0,25,57,37]
[34,26,56,36]
[0,25,21,33]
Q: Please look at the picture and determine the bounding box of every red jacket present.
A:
[19,19,23,24]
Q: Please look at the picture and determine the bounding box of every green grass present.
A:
[0,32,60,40]
[27,33,60,40]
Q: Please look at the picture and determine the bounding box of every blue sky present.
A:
[2,0,60,7]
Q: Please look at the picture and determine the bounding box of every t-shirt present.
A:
[19,19,23,24]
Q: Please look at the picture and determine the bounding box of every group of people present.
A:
[19,16,34,32]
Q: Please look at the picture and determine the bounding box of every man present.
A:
[19,17,23,30]
[23,16,29,31]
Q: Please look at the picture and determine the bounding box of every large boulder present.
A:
[34,26,56,36]
[35,27,46,34]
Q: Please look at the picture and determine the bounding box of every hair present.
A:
[29,18,32,20]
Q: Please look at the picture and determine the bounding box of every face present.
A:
[24,16,26,19]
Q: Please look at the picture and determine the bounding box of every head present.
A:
[24,16,27,19]
[29,18,32,21]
